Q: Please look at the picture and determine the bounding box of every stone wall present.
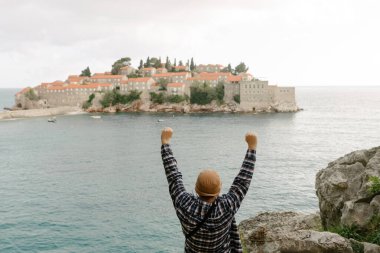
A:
[240,80,272,111]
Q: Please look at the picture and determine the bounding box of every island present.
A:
[12,56,299,116]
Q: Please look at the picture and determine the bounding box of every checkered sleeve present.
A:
[161,144,187,206]
[225,149,256,214]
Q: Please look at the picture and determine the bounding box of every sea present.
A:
[0,86,380,252]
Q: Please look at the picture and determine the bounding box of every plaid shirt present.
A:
[161,144,256,252]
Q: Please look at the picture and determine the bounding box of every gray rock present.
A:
[315,146,380,229]
[239,211,354,253]
[363,242,380,253]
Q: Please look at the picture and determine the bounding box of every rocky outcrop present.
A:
[315,146,380,229]
[87,100,301,114]
[239,147,380,253]
[239,211,357,253]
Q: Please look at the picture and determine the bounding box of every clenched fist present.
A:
[161,127,173,145]
[245,132,257,150]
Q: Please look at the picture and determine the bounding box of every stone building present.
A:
[152,72,191,83]
[140,67,156,77]
[119,66,136,76]
[121,77,156,102]
[156,68,168,74]
[26,83,112,108]
[89,74,126,87]
[195,64,224,73]
[186,72,230,88]
[167,83,186,96]
[173,65,189,72]
[66,75,89,84]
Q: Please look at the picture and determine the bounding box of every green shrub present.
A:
[150,92,165,104]
[167,94,185,103]
[328,215,380,246]
[215,82,224,102]
[24,89,39,101]
[351,240,364,253]
[368,176,380,194]
[150,92,186,104]
[88,93,95,103]
[100,89,141,108]
[234,94,240,104]
[329,225,363,241]
[82,101,92,109]
[190,81,225,105]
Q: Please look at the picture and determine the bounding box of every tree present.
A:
[24,88,39,101]
[80,66,91,77]
[138,59,144,70]
[233,95,240,104]
[235,62,249,74]
[165,56,172,71]
[215,82,225,102]
[111,57,131,75]
[173,58,177,67]
[144,57,151,67]
[190,58,195,71]
[154,57,162,68]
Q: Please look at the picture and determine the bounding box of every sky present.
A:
[0,0,379,88]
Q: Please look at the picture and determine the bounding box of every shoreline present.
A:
[0,106,86,121]
[87,100,301,114]
[0,102,301,121]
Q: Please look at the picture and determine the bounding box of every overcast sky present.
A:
[0,0,379,88]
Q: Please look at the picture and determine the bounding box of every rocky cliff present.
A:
[87,100,300,114]
[239,147,380,253]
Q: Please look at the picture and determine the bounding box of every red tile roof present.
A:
[127,77,153,83]
[47,83,112,90]
[91,75,123,79]
[227,75,242,82]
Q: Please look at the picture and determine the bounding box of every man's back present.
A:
[160,128,257,252]
[174,194,242,252]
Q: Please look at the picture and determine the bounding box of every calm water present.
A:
[1,86,380,252]
[0,88,18,111]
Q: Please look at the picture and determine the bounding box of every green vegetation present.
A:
[127,73,143,78]
[150,92,186,104]
[100,89,141,108]
[24,88,39,101]
[190,57,195,71]
[190,82,225,105]
[234,94,240,104]
[111,57,131,75]
[138,59,143,70]
[82,93,95,109]
[368,176,380,194]
[80,66,91,77]
[351,240,364,253]
[235,62,249,74]
[328,215,380,246]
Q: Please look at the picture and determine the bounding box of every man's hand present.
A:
[245,132,257,150]
[161,127,173,145]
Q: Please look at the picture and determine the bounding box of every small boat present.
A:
[157,119,164,122]
[91,115,101,119]
[48,117,56,123]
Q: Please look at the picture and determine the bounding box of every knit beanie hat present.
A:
[195,169,222,197]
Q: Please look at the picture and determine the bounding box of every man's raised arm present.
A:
[161,127,187,205]
[225,132,257,214]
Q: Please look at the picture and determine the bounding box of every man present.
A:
[161,127,257,252]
